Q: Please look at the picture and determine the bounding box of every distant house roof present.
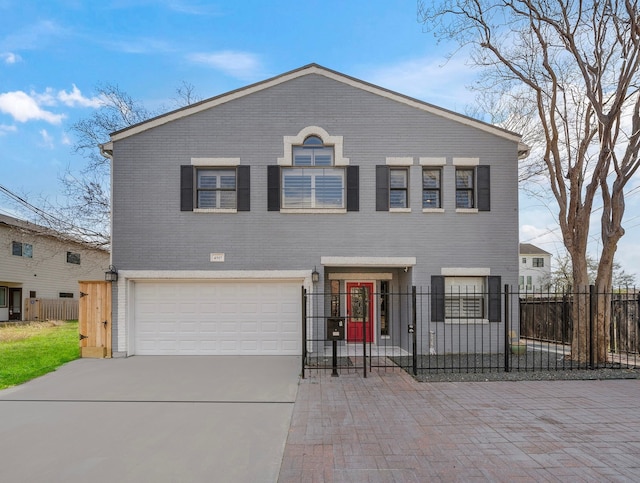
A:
[0,213,108,253]
[519,243,551,256]
[101,63,529,159]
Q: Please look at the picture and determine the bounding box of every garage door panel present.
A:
[133,280,302,355]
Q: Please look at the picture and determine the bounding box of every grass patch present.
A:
[0,320,80,390]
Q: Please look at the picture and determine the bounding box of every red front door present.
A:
[346,282,374,343]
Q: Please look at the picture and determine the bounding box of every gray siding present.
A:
[111,72,520,353]
[112,74,519,284]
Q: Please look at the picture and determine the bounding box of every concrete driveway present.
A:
[0,356,301,483]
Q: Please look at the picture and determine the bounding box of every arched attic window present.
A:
[292,135,334,166]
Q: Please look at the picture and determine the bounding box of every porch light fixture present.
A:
[105,265,118,283]
[311,266,320,283]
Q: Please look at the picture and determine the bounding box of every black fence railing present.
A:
[301,285,640,378]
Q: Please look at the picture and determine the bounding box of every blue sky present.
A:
[1,0,639,279]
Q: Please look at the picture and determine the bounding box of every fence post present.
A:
[412,286,417,376]
[301,287,307,379]
[362,286,367,378]
[589,284,595,370]
[504,284,510,373]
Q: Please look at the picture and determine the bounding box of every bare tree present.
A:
[36,82,200,248]
[419,0,640,362]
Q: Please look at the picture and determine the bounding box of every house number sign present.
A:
[210,253,225,263]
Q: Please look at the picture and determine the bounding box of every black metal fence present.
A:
[301,285,640,378]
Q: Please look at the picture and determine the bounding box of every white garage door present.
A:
[133,280,302,355]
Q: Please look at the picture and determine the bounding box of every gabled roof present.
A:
[519,243,551,256]
[0,213,108,253]
[102,63,529,158]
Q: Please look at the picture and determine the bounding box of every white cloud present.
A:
[0,91,65,124]
[58,84,103,108]
[61,132,72,145]
[39,129,54,148]
[1,52,21,64]
[362,55,478,112]
[0,123,17,135]
[188,50,262,80]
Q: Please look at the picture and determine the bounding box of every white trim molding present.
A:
[328,272,393,281]
[441,267,491,276]
[277,125,349,166]
[191,157,241,166]
[321,256,417,267]
[452,157,480,166]
[386,157,414,166]
[419,157,447,166]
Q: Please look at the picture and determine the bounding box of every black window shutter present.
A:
[267,165,280,212]
[477,165,490,211]
[346,166,359,212]
[180,165,194,211]
[236,166,250,211]
[376,165,389,211]
[431,275,445,322]
[488,275,501,322]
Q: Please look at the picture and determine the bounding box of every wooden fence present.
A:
[520,292,640,353]
[23,298,79,321]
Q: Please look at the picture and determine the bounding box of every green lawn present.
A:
[0,321,80,390]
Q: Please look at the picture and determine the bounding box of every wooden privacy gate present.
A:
[79,281,112,358]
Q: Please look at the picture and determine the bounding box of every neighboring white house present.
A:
[0,214,110,321]
[519,243,552,291]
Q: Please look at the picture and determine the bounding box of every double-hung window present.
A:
[455,168,475,209]
[422,168,441,209]
[196,169,237,209]
[533,257,544,267]
[389,168,408,209]
[282,136,344,209]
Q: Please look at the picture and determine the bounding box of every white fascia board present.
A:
[321,256,417,267]
[109,64,524,146]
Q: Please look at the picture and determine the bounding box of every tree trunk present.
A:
[569,245,590,363]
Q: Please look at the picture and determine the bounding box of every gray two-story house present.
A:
[103,64,527,357]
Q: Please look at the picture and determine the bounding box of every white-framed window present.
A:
[0,286,7,308]
[422,168,441,209]
[282,136,345,209]
[445,277,485,320]
[533,257,544,267]
[455,168,475,208]
[196,168,237,209]
[12,241,32,258]
[389,168,409,209]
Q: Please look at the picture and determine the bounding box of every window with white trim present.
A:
[0,286,6,308]
[422,168,441,209]
[533,257,544,267]
[196,168,237,209]
[281,136,344,209]
[445,277,485,320]
[389,168,408,209]
[455,168,475,208]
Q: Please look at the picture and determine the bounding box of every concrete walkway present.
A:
[0,356,301,483]
[279,368,640,482]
